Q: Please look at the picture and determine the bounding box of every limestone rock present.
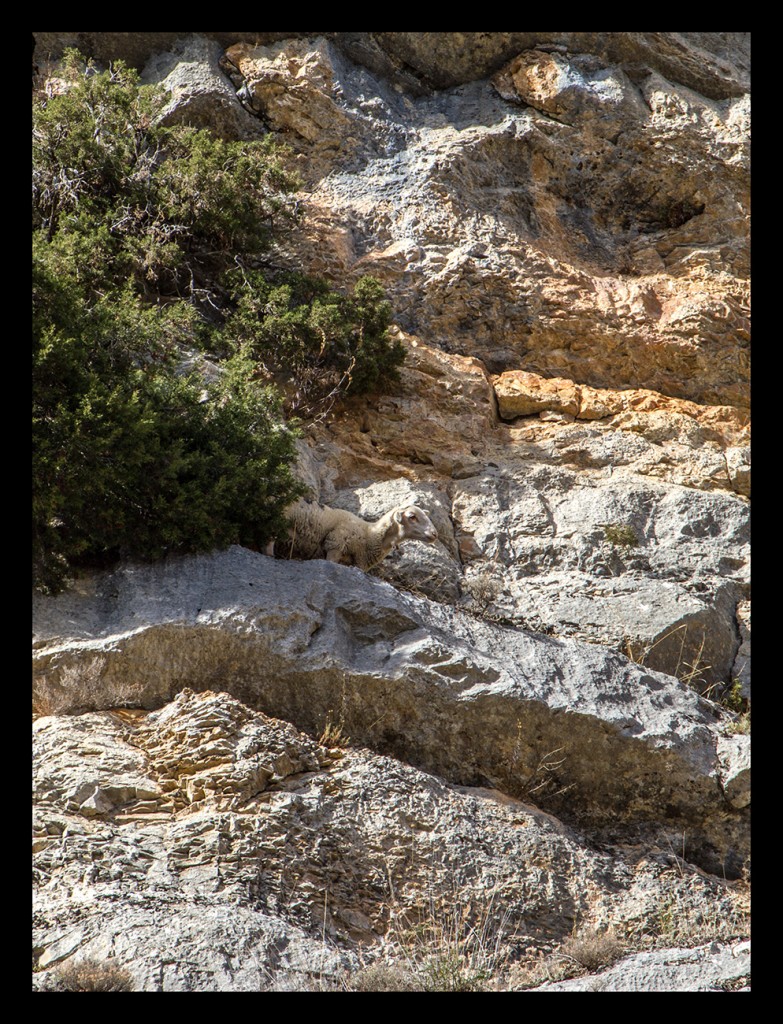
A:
[33,547,748,877]
[33,32,313,72]
[536,940,750,992]
[492,49,649,137]
[222,37,410,180]
[33,690,749,991]
[32,31,750,992]
[726,445,751,498]
[367,32,750,100]
[141,36,260,139]
[37,33,750,406]
[33,33,750,100]
[450,458,748,685]
[716,731,751,810]
[494,370,750,438]
[308,426,749,661]
[33,714,159,818]
[225,38,354,145]
[732,600,751,699]
[268,38,750,407]
[494,371,581,419]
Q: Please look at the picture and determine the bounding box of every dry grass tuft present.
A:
[33,658,141,719]
[349,963,423,992]
[55,957,134,992]
[623,624,714,694]
[557,930,625,972]
[367,886,519,992]
[318,717,351,749]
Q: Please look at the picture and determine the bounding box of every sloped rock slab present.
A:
[535,940,750,992]
[33,547,748,875]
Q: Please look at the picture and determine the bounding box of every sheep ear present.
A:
[393,508,404,523]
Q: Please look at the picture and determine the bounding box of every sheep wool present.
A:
[278,498,438,570]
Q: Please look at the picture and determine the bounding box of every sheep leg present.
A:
[264,540,275,557]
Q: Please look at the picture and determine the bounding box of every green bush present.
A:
[32,53,402,402]
[601,522,638,547]
[33,53,296,296]
[32,52,403,591]
[33,247,303,591]
[226,271,405,416]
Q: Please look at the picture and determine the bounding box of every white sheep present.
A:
[269,498,439,570]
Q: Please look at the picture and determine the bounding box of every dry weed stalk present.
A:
[624,623,712,693]
[364,877,520,992]
[33,657,141,718]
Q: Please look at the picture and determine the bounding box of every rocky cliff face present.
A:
[32,32,750,992]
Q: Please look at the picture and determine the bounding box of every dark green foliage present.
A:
[33,54,297,305]
[227,271,405,416]
[33,242,303,592]
[32,56,311,592]
[720,680,748,717]
[33,53,401,592]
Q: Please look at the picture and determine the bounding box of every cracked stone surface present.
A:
[33,31,749,992]
[33,690,749,992]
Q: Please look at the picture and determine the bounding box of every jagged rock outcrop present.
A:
[212,35,749,406]
[33,547,749,878]
[33,32,750,992]
[33,32,750,99]
[145,32,747,687]
[141,36,262,140]
[33,688,749,992]
[261,334,749,691]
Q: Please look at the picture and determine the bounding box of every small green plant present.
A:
[654,898,677,941]
[726,712,750,735]
[718,680,750,734]
[601,522,638,547]
[421,952,489,992]
[720,680,747,714]
[720,684,753,733]
[54,957,134,992]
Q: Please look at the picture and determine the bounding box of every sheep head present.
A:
[392,505,438,544]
